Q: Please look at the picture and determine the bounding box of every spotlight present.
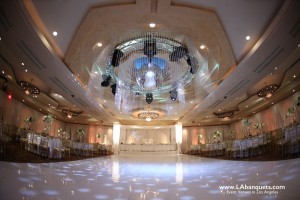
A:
[111,84,117,95]
[187,56,199,74]
[111,49,124,67]
[169,89,177,101]
[169,46,188,62]
[101,75,111,87]
[143,39,157,59]
[146,93,153,104]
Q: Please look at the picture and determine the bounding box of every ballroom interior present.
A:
[0,0,300,199]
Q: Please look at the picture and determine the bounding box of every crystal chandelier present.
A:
[132,108,166,121]
[101,32,205,103]
[19,79,40,97]
[257,84,279,98]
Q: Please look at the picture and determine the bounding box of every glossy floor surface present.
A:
[0,154,299,200]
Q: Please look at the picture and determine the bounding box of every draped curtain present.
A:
[125,128,171,144]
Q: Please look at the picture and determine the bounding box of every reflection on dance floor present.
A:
[0,154,299,199]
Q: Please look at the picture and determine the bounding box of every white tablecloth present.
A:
[120,144,176,152]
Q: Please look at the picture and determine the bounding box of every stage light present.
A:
[101,75,111,87]
[169,46,188,62]
[146,93,153,104]
[111,84,117,95]
[170,89,177,101]
[143,39,157,59]
[111,49,124,67]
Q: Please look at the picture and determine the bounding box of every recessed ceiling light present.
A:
[253,111,255,113]
[246,105,248,108]
[22,100,24,102]
[149,23,156,28]
[298,44,300,47]
[190,101,193,104]
[21,62,24,66]
[246,35,250,40]
[271,102,274,105]
[274,67,277,70]
[293,75,296,78]
[48,104,51,106]
[97,42,102,47]
[94,71,98,74]
[293,89,295,92]
[53,31,58,36]
[103,100,106,103]
[25,69,28,72]
[2,71,4,74]
[200,45,205,49]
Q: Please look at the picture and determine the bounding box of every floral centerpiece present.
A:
[43,114,53,124]
[57,128,66,139]
[242,118,251,127]
[213,130,222,142]
[242,118,252,137]
[253,122,264,134]
[43,114,53,134]
[24,116,33,123]
[286,106,296,124]
[24,116,34,130]
[77,129,85,142]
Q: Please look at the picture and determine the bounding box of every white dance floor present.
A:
[0,154,299,199]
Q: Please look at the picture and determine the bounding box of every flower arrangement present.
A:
[253,123,264,129]
[286,106,296,118]
[43,114,53,123]
[24,116,34,122]
[242,118,251,127]
[77,129,85,136]
[96,133,102,138]
[213,130,222,142]
[57,128,66,138]
[288,106,296,113]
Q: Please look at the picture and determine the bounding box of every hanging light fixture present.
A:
[19,79,40,97]
[62,109,83,118]
[102,32,204,104]
[257,84,279,98]
[132,107,166,121]
[213,108,239,118]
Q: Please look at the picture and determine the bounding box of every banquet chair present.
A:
[62,140,71,158]
[250,137,259,157]
[52,139,64,159]
[81,143,90,156]
[230,140,241,159]
[239,140,248,159]
[89,143,99,156]
[39,137,49,158]
[200,143,208,156]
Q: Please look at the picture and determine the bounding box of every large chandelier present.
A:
[257,84,279,98]
[132,108,166,121]
[19,79,40,97]
[62,109,83,119]
[101,32,205,102]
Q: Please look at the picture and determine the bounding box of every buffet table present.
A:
[120,144,177,152]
